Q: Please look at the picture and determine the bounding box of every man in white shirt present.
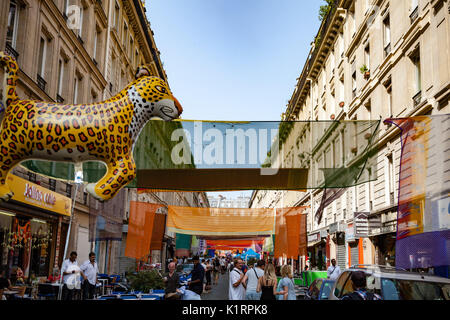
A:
[80,252,99,300]
[61,251,86,300]
[229,258,246,300]
[327,259,341,280]
[242,259,265,300]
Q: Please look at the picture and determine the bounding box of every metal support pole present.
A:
[57,182,79,300]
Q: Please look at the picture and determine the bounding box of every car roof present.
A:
[343,266,450,283]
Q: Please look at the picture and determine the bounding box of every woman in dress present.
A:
[256,263,282,300]
[277,265,296,300]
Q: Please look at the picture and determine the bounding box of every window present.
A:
[37,37,47,78]
[6,0,20,50]
[57,59,64,101]
[386,154,395,205]
[364,42,370,71]
[28,171,36,183]
[73,73,83,104]
[410,0,419,22]
[352,66,357,99]
[129,36,134,59]
[78,6,84,37]
[412,52,421,94]
[93,28,98,62]
[383,14,391,57]
[123,21,128,45]
[49,178,56,191]
[384,77,392,116]
[114,1,120,30]
[66,183,72,198]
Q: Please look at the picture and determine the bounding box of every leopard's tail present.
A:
[0,51,19,119]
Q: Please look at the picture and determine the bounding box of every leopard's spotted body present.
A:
[0,52,182,201]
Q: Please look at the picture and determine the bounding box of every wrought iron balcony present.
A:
[5,42,19,60]
[413,91,422,107]
[410,6,419,23]
[37,74,46,92]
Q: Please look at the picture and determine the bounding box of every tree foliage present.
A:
[127,270,165,292]
[319,0,336,21]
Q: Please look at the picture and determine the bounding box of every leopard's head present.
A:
[127,75,183,121]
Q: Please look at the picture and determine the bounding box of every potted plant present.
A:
[330,114,335,120]
[351,146,358,154]
[339,101,345,108]
[360,65,370,79]
[364,132,372,140]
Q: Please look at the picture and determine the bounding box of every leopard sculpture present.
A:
[0,52,182,201]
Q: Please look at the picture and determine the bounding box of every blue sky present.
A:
[146,0,322,122]
[146,1,323,200]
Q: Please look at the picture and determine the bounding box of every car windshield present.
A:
[381,278,450,300]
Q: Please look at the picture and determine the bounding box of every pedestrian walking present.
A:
[61,251,86,300]
[164,262,181,300]
[277,265,296,300]
[256,263,282,300]
[242,259,265,300]
[341,271,382,300]
[188,256,204,298]
[213,258,220,285]
[229,258,246,300]
[205,260,212,292]
[80,252,99,300]
[327,259,341,280]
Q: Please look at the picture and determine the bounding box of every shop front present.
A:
[329,221,346,270]
[0,175,71,281]
[369,213,397,266]
[307,229,327,271]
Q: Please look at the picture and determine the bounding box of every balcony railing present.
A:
[5,42,19,60]
[410,6,419,23]
[56,94,64,103]
[37,74,46,92]
[413,90,422,107]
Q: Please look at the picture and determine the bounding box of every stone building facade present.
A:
[251,0,450,271]
[0,0,176,277]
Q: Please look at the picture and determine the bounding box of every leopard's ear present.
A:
[134,65,151,79]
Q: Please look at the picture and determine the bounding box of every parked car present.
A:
[329,265,450,300]
[304,278,336,300]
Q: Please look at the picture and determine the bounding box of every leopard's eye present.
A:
[155,85,167,94]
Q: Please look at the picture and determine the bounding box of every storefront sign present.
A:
[345,223,355,242]
[320,229,328,238]
[308,232,320,243]
[354,212,369,237]
[7,175,72,216]
[368,215,382,236]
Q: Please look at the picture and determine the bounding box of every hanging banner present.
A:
[124,202,163,260]
[167,206,276,236]
[150,212,166,251]
[21,120,380,191]
[274,207,307,258]
[176,233,192,257]
[386,115,450,270]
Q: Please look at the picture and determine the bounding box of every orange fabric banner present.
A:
[167,206,275,236]
[125,201,164,260]
[150,213,166,251]
[274,207,307,258]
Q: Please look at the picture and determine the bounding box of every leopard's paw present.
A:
[86,183,106,202]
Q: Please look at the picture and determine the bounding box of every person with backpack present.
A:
[327,259,341,280]
[242,260,265,300]
[341,271,382,300]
